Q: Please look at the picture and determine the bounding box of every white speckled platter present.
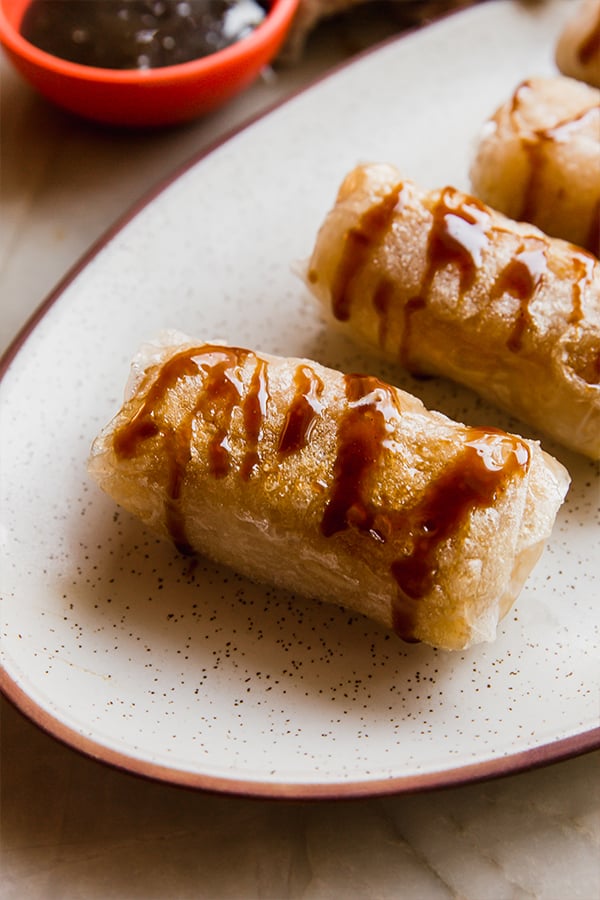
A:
[1,0,598,798]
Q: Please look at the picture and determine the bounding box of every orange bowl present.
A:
[0,0,300,126]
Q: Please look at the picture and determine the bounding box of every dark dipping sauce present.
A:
[112,345,531,642]
[20,0,268,70]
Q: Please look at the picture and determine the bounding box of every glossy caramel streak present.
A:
[422,188,491,296]
[570,249,596,325]
[400,189,491,368]
[321,373,399,540]
[509,81,547,223]
[392,429,530,642]
[278,365,324,456]
[515,97,600,229]
[320,377,530,643]
[329,183,404,321]
[372,277,397,349]
[399,296,427,371]
[112,351,199,460]
[113,350,209,551]
[240,356,269,481]
[490,242,548,352]
[565,253,600,382]
[113,344,268,549]
[198,350,249,478]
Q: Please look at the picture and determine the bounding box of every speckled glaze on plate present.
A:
[1,0,598,798]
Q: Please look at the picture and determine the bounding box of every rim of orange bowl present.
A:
[0,0,300,84]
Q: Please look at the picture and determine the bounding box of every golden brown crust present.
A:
[306,163,600,459]
[469,76,600,254]
[88,333,569,651]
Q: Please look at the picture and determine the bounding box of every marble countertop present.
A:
[1,6,599,898]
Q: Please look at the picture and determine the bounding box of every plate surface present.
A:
[1,0,598,798]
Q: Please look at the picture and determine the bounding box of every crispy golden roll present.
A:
[469,76,600,255]
[88,333,569,651]
[556,0,600,89]
[306,163,600,459]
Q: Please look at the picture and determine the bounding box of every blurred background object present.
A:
[280,0,480,62]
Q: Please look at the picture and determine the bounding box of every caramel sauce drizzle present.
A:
[198,349,246,479]
[421,188,491,295]
[112,348,209,551]
[490,241,548,352]
[569,249,596,326]
[328,183,404,321]
[391,428,530,641]
[326,171,597,365]
[510,81,599,250]
[399,188,491,368]
[320,373,530,643]
[113,345,266,551]
[278,364,324,455]
[240,357,268,481]
[320,374,397,541]
[112,345,532,641]
[372,277,397,349]
[564,249,600,384]
[520,106,600,231]
[112,348,334,551]
[327,184,493,371]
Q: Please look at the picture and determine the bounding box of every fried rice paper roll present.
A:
[469,76,600,255]
[88,334,569,651]
[306,163,600,459]
[556,0,600,89]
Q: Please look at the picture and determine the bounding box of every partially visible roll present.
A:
[88,333,570,651]
[306,162,600,459]
[556,0,600,88]
[469,76,600,255]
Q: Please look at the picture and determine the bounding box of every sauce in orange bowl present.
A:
[0,0,299,126]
